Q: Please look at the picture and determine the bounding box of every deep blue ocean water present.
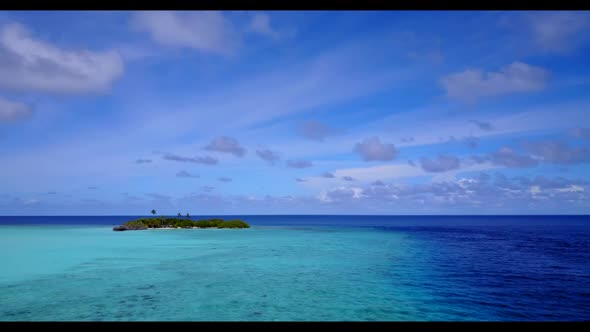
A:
[0,215,589,321]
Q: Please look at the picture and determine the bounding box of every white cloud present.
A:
[299,165,423,192]
[0,23,124,94]
[354,137,398,161]
[24,198,40,205]
[318,186,364,202]
[489,147,539,168]
[557,185,584,193]
[300,159,499,192]
[132,11,236,55]
[309,174,588,213]
[441,62,549,102]
[350,187,363,198]
[204,136,247,157]
[0,97,32,122]
[420,155,461,173]
[526,11,590,54]
[248,13,280,39]
[297,120,336,141]
[334,164,423,183]
[526,141,590,165]
[256,148,280,164]
[176,170,199,178]
[457,178,477,189]
[286,159,314,169]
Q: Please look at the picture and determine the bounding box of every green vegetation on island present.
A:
[113,213,250,231]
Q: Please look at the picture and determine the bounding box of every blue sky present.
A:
[1,10,590,215]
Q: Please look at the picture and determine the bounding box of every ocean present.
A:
[0,215,588,321]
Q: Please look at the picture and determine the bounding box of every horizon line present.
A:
[1,214,590,217]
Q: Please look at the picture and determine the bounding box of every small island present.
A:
[113,210,250,231]
[113,217,250,231]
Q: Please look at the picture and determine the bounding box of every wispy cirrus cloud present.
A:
[119,30,415,143]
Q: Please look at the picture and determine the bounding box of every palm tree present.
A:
[178,212,181,217]
[151,209,156,216]
[186,213,190,219]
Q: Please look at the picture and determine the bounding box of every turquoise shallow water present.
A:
[1,216,589,321]
[1,225,440,321]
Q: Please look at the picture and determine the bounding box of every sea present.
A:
[0,215,588,321]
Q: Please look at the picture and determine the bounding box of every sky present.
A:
[1,10,590,215]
